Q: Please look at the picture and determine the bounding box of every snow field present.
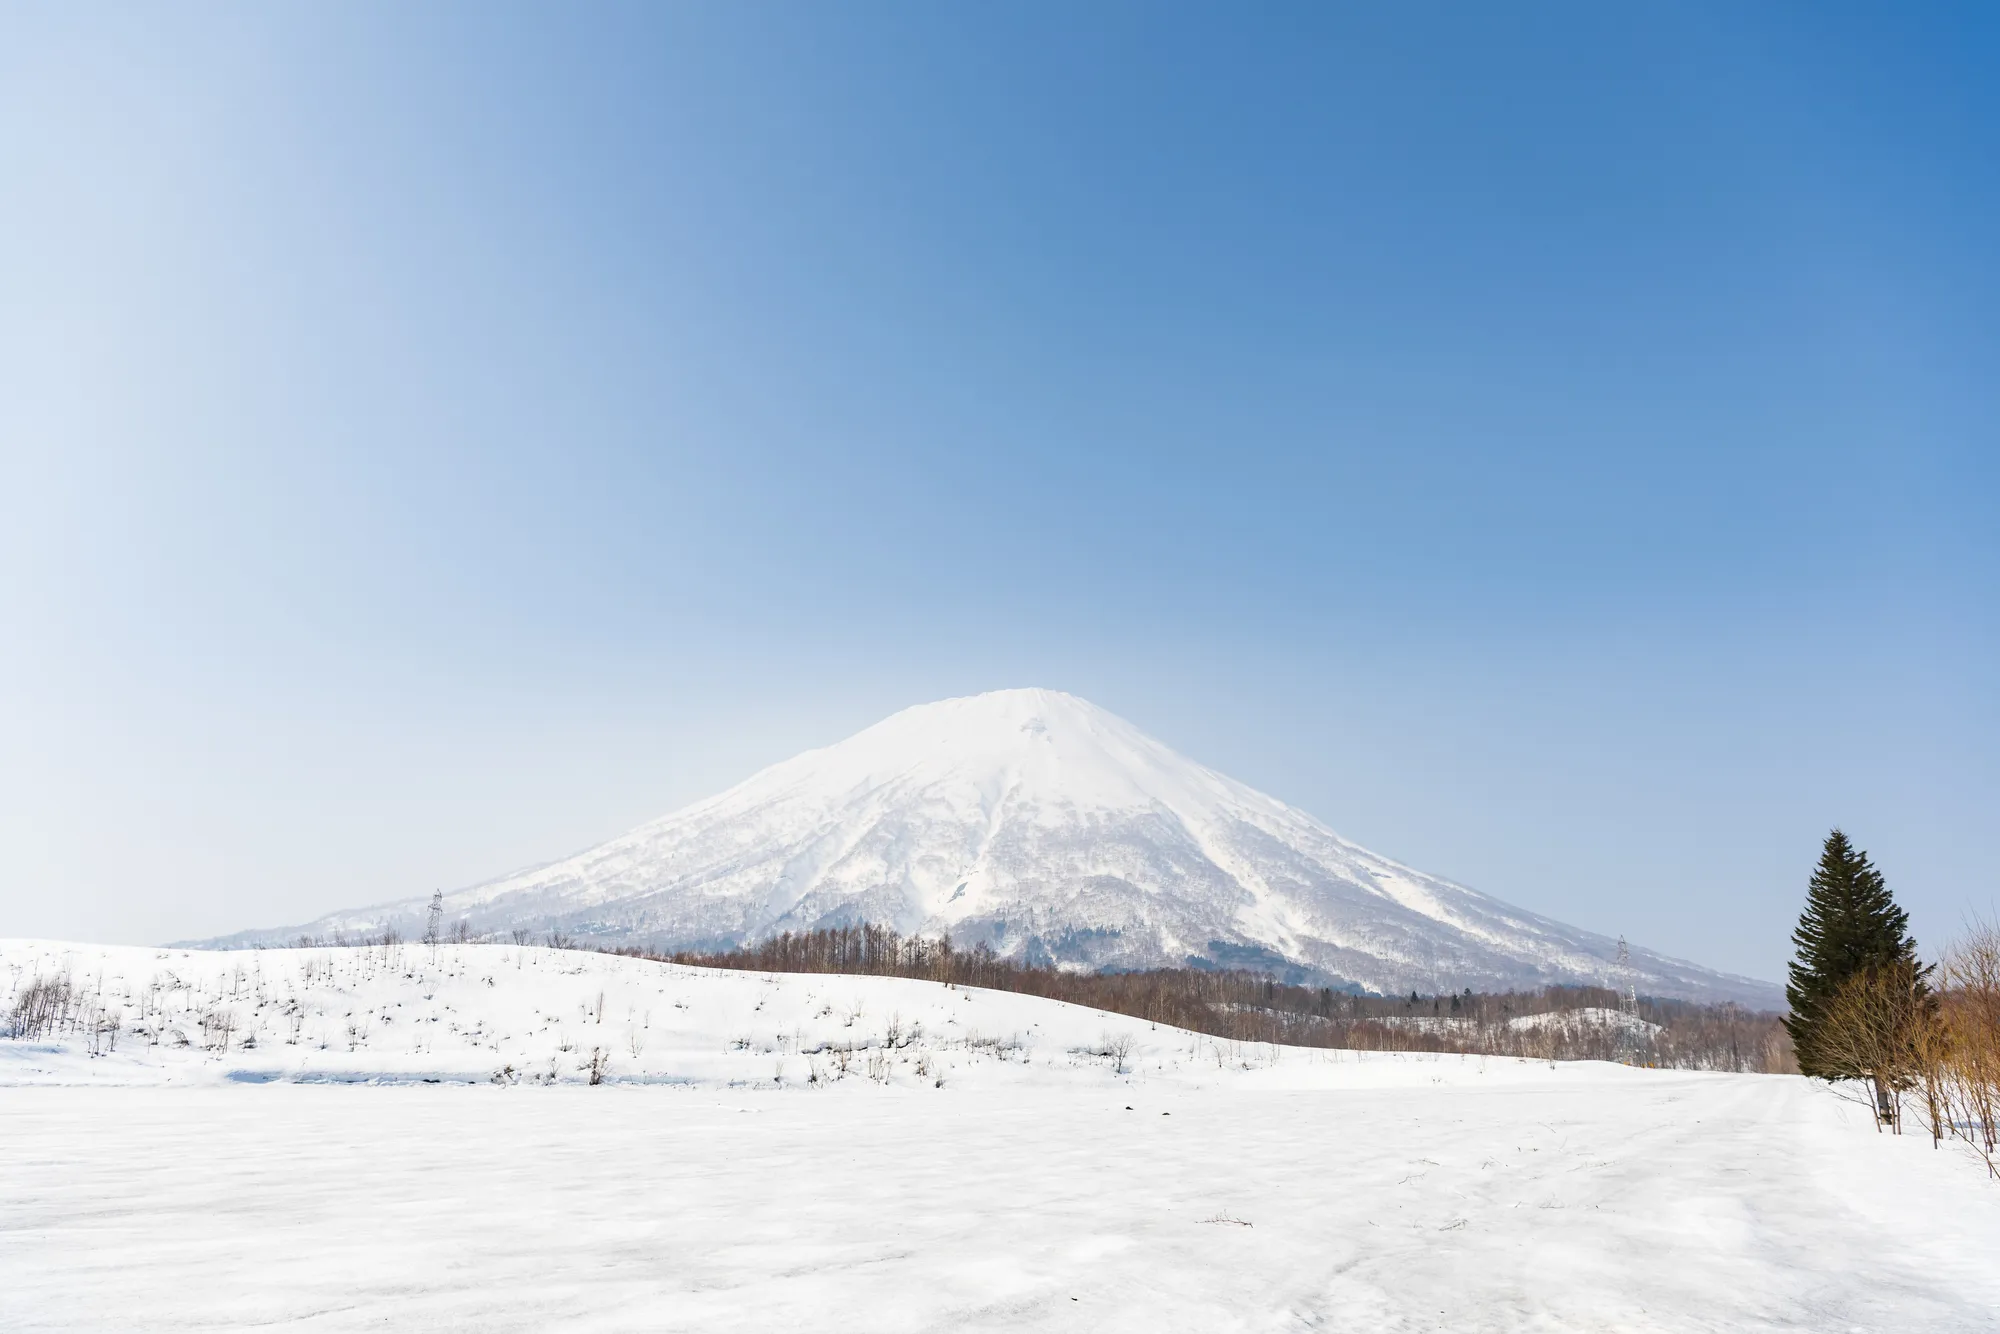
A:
[0,940,1459,1091]
[5,941,1999,1331]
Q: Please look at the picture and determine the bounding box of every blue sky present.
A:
[2,4,1994,979]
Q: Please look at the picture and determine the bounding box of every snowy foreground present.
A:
[4,943,1998,1331]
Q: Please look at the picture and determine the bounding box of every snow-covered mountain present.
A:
[204,689,1779,1005]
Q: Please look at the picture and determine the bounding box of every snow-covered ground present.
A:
[4,942,1997,1331]
[0,939,1315,1090]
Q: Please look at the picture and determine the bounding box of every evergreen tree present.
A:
[1784,829,1923,1078]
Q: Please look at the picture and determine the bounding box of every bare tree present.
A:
[202,1008,239,1054]
[9,974,74,1040]
[1920,922,2000,1175]
[1812,960,1931,1131]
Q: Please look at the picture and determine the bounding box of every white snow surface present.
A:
[0,938,1269,1092]
[205,689,1775,1004]
[4,940,1997,1332]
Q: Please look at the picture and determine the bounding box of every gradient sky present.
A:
[3,3,1994,981]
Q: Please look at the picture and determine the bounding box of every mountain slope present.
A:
[205,689,1780,1005]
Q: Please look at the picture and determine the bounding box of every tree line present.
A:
[617,926,1794,1072]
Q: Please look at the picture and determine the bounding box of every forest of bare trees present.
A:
[623,925,1797,1073]
[1803,923,2000,1176]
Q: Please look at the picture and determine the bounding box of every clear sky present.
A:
[3,4,1994,981]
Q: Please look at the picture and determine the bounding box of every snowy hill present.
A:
[202,689,1778,1005]
[5,937,1617,1091]
[1,939,1244,1089]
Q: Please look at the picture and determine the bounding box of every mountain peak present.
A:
[842,687,1103,750]
[753,689,1256,830]
[208,692,1781,1006]
[844,688,1117,754]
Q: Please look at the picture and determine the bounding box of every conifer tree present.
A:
[1785,829,1923,1078]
